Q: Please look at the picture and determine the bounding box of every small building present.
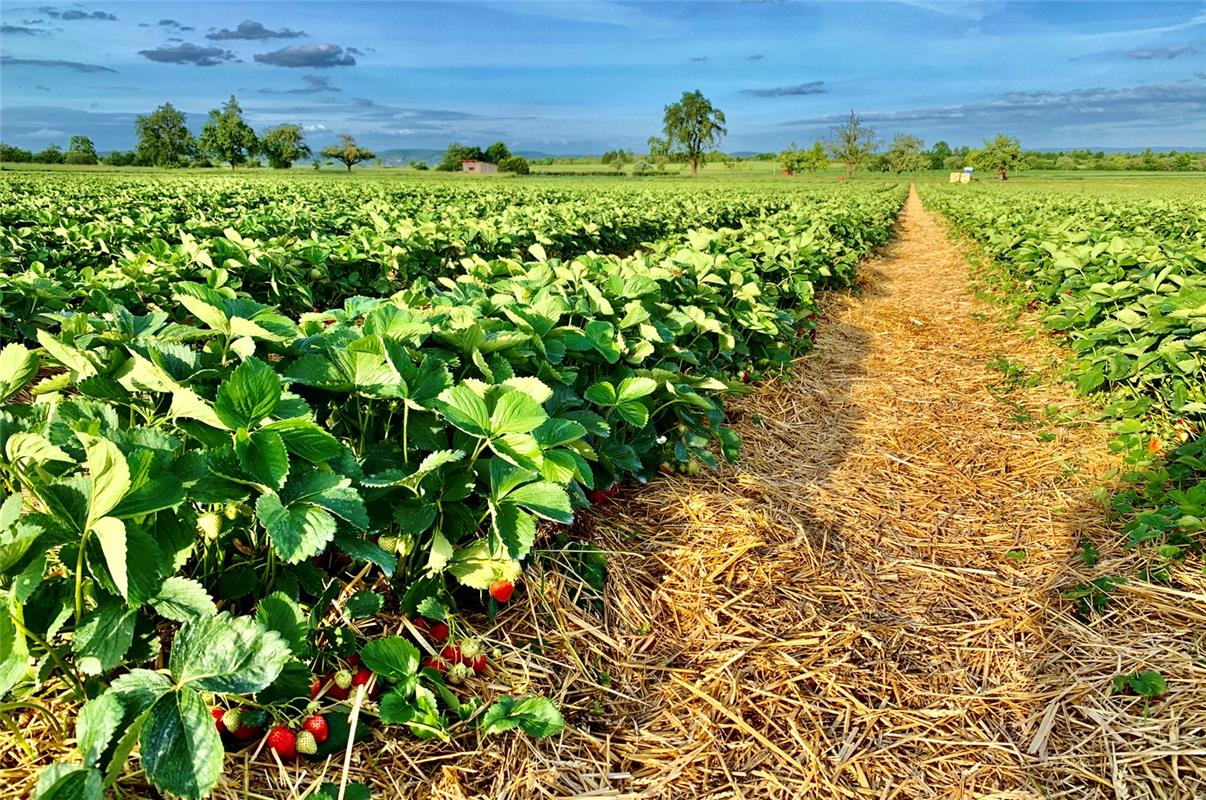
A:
[462,160,498,174]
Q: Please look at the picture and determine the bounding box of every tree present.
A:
[1,143,34,163]
[884,134,928,174]
[802,140,829,172]
[484,142,511,164]
[661,90,726,176]
[260,124,311,169]
[197,95,258,169]
[972,133,1024,179]
[321,134,375,172]
[499,155,530,175]
[103,150,137,166]
[927,140,952,170]
[65,135,99,165]
[436,142,486,171]
[826,111,877,178]
[135,102,196,167]
[32,144,64,164]
[646,136,670,171]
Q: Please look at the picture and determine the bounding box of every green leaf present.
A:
[435,383,491,437]
[78,434,130,527]
[152,577,216,623]
[0,343,39,403]
[213,356,281,431]
[256,592,308,656]
[492,504,537,560]
[416,596,446,622]
[236,429,290,489]
[359,635,420,682]
[34,765,103,800]
[617,376,658,403]
[615,400,650,428]
[91,516,129,601]
[506,481,573,523]
[169,612,290,694]
[479,695,565,738]
[316,782,371,800]
[73,600,136,675]
[77,691,124,766]
[256,493,337,564]
[0,610,30,698]
[140,688,223,800]
[262,418,342,463]
[583,381,617,406]
[490,390,547,435]
[345,589,384,619]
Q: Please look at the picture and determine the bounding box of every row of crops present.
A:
[921,185,1206,565]
[0,173,907,799]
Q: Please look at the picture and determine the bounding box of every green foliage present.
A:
[320,134,375,172]
[971,133,1024,176]
[135,103,196,168]
[499,155,530,175]
[661,90,726,175]
[883,134,928,174]
[260,124,312,169]
[781,141,828,174]
[198,96,259,169]
[826,111,877,177]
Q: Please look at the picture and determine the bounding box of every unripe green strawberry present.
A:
[197,512,222,540]
[295,730,318,755]
[377,535,400,554]
[221,707,242,734]
[446,662,474,684]
[334,669,353,690]
[223,502,241,521]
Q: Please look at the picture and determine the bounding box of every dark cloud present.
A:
[61,9,117,21]
[0,56,117,74]
[346,47,364,56]
[34,85,50,92]
[207,20,305,40]
[159,19,180,27]
[254,43,356,68]
[690,56,708,62]
[138,22,149,27]
[138,42,236,67]
[1127,46,1192,60]
[180,25,194,31]
[1,24,45,35]
[779,81,1206,135]
[747,54,765,60]
[742,81,826,97]
[260,74,342,95]
[37,6,60,18]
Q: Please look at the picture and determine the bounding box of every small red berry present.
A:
[346,655,361,668]
[309,677,321,700]
[490,579,514,604]
[351,666,372,687]
[301,714,329,743]
[586,489,608,505]
[465,653,487,673]
[211,707,225,734]
[412,617,429,632]
[422,655,448,674]
[440,644,463,664]
[266,726,298,760]
[428,621,449,643]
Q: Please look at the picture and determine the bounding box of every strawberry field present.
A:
[921,184,1206,565]
[0,172,906,799]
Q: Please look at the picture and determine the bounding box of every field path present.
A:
[579,185,1122,798]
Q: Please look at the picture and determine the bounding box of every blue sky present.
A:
[2,1,1204,154]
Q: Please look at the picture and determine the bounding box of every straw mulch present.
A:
[5,188,1203,800]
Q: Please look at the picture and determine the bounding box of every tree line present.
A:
[0,96,377,171]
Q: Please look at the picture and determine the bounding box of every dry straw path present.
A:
[512,186,1204,800]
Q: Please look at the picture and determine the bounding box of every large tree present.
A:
[661,90,726,176]
[484,141,511,164]
[436,142,486,171]
[927,140,952,170]
[321,134,375,172]
[65,135,99,165]
[973,134,1024,179]
[135,102,196,167]
[781,140,828,174]
[260,124,311,169]
[826,111,877,178]
[198,95,258,169]
[884,134,928,174]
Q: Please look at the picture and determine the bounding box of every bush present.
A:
[65,151,99,165]
[500,156,530,175]
[0,143,34,162]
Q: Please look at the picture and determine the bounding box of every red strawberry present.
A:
[441,644,463,665]
[295,730,318,756]
[605,483,620,498]
[212,707,225,734]
[428,621,449,643]
[346,655,361,668]
[422,655,448,674]
[301,714,329,743]
[351,666,372,687]
[460,640,487,673]
[309,677,321,700]
[586,489,608,505]
[412,617,429,633]
[222,708,262,741]
[266,726,298,760]
[490,579,514,604]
